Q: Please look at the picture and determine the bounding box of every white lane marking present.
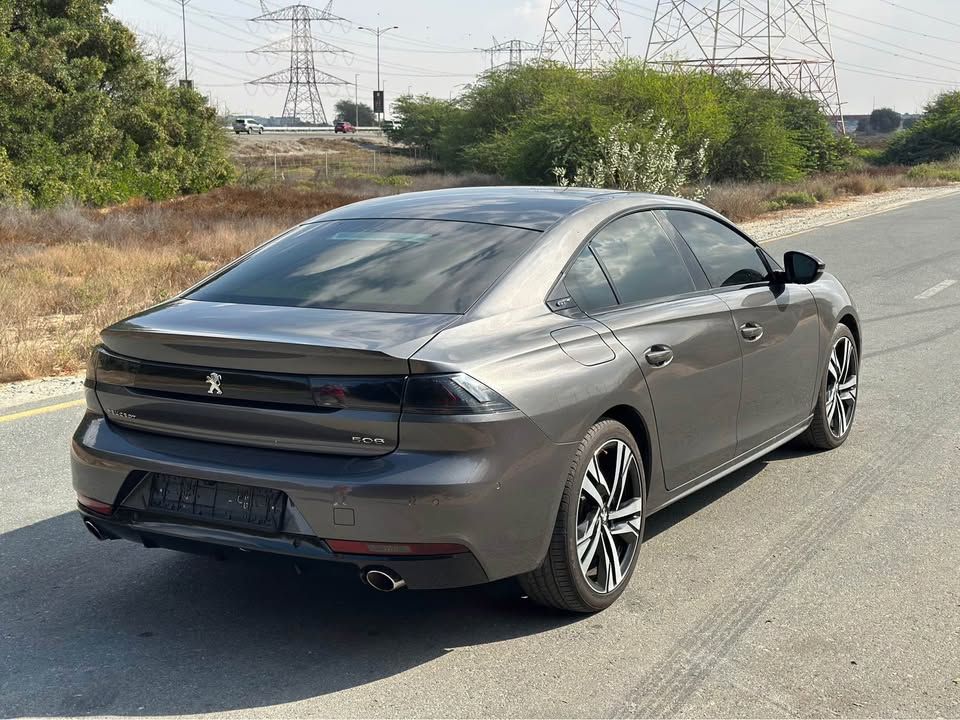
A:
[914,279,956,300]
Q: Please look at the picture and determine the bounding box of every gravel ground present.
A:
[741,184,960,242]
[0,373,84,410]
[2,183,957,411]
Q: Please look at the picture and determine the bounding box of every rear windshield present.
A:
[187,218,540,314]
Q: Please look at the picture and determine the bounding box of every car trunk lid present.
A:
[94,299,455,455]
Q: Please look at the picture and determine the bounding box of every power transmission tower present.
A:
[249,4,351,125]
[644,0,845,130]
[539,0,626,70]
[480,37,540,72]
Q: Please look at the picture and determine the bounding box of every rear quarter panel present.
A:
[409,303,667,512]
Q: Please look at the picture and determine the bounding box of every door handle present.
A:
[739,322,764,342]
[644,344,674,367]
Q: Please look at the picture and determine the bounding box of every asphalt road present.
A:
[2,193,959,718]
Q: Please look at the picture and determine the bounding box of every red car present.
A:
[334,121,357,133]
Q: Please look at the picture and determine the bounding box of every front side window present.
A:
[664,210,769,287]
[588,212,697,305]
[188,219,540,314]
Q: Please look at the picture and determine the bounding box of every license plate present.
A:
[146,473,286,532]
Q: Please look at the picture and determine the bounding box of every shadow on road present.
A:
[643,442,822,541]
[0,512,575,717]
[1,449,807,717]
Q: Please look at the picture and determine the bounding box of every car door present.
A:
[565,211,743,491]
[662,210,821,454]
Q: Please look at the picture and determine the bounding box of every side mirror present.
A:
[783,250,825,284]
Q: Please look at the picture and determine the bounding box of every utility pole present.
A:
[539,0,625,69]
[249,4,351,125]
[644,0,845,132]
[355,73,359,126]
[478,38,539,73]
[179,0,189,84]
[624,35,631,57]
[357,24,398,123]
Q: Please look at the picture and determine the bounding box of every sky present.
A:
[110,0,960,120]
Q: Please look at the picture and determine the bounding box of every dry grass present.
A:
[2,159,959,383]
[705,163,957,221]
[0,187,359,382]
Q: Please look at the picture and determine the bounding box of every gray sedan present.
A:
[71,187,860,612]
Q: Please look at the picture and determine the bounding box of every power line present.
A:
[878,0,960,32]
[829,22,960,73]
[830,31,960,76]
[830,8,960,47]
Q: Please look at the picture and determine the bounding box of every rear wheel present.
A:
[803,324,859,449]
[520,419,645,613]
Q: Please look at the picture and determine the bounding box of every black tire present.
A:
[802,324,859,450]
[258,127,263,134]
[519,419,646,613]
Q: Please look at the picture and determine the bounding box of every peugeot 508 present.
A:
[72,187,860,612]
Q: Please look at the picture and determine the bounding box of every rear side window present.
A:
[188,219,539,314]
[564,247,617,311]
[589,212,696,305]
[664,210,769,287]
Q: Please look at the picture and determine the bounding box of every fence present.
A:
[234,146,435,187]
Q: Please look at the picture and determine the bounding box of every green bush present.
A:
[389,61,853,186]
[906,159,960,182]
[0,0,234,207]
[884,92,960,165]
[766,191,818,211]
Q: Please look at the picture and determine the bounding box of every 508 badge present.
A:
[352,436,386,445]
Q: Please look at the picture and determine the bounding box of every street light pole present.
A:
[180,0,189,83]
[354,73,359,127]
[357,24,398,124]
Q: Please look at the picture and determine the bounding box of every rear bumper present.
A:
[71,412,574,588]
[79,507,488,589]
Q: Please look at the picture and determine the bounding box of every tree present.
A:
[386,95,462,155]
[869,107,902,133]
[334,100,375,126]
[884,91,960,164]
[0,0,233,206]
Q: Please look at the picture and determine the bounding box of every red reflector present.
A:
[326,539,467,556]
[77,494,113,516]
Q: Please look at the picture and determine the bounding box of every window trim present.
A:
[549,208,704,314]
[658,208,775,292]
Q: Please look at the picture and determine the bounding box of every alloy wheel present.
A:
[826,336,858,438]
[575,439,643,594]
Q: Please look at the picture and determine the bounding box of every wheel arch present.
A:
[838,312,861,355]
[597,404,653,490]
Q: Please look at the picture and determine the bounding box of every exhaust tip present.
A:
[83,519,105,541]
[363,568,406,592]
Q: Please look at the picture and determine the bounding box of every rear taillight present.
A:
[77,493,113,516]
[402,373,514,414]
[310,376,404,410]
[85,345,101,386]
[95,348,139,386]
[84,345,104,413]
[326,539,468,555]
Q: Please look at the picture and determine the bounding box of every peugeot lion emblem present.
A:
[205,372,223,395]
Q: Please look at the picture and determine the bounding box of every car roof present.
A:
[305,186,707,231]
